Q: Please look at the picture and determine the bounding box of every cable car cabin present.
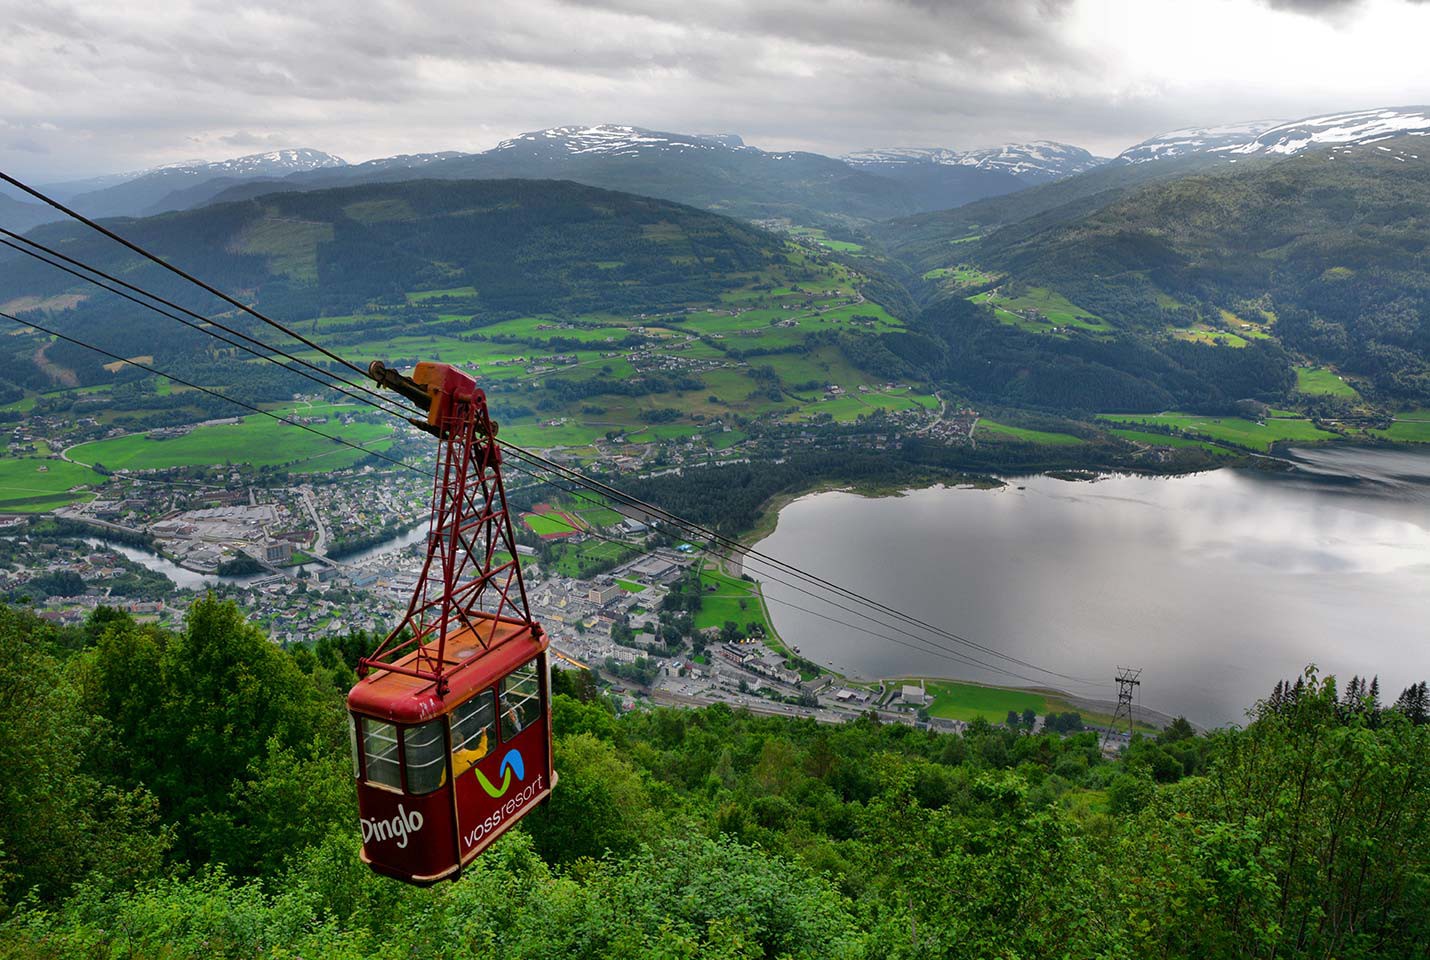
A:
[349,359,554,885]
[347,614,553,885]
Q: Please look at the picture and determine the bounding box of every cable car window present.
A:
[403,719,446,795]
[360,717,402,789]
[499,660,543,742]
[450,690,495,773]
[347,714,360,779]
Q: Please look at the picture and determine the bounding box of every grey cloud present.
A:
[1261,0,1427,13]
[7,138,49,155]
[1261,0,1360,12]
[0,0,1424,180]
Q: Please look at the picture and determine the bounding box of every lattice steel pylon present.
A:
[357,361,536,695]
[1102,666,1142,749]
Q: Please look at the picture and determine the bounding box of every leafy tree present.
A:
[0,607,167,906]
[75,595,334,871]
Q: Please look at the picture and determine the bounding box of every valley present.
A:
[10,3,1430,954]
[3,109,1430,733]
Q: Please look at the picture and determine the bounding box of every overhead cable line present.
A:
[0,171,369,379]
[486,454,1089,688]
[0,175,1104,687]
[7,269,1088,686]
[5,301,1045,681]
[493,443,1105,686]
[0,236,417,423]
[0,311,419,477]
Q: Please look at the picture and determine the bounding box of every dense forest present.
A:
[2,598,1427,958]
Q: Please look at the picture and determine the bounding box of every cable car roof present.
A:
[348,615,547,724]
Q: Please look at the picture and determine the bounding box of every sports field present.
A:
[923,680,1048,723]
[523,512,577,536]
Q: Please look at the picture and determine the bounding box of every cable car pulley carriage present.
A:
[346,360,555,885]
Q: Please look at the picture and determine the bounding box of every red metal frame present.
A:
[358,363,537,695]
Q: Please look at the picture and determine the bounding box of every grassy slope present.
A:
[1295,366,1359,398]
[1101,412,1338,451]
[976,419,1085,446]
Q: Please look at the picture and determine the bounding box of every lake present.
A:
[754,447,1430,727]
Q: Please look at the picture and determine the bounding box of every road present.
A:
[297,484,330,555]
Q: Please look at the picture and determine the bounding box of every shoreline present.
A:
[729,464,1241,731]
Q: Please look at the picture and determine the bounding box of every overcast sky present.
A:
[3,0,1430,181]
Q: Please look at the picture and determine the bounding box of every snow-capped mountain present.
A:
[1118,108,1430,164]
[168,148,348,178]
[845,141,1106,183]
[1116,121,1285,163]
[490,124,751,159]
[349,152,470,172]
[1225,107,1430,157]
[62,149,349,219]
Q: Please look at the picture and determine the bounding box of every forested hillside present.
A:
[3,600,1427,958]
[0,179,791,395]
[2,179,783,321]
[869,139,1430,410]
[872,153,1233,272]
[982,139,1430,398]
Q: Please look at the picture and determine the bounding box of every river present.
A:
[754,447,1430,727]
[86,522,429,591]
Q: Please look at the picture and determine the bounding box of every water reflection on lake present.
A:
[755,447,1430,727]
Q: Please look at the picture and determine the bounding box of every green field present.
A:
[1373,411,1430,443]
[616,578,646,593]
[524,513,577,535]
[68,405,395,472]
[19,254,938,474]
[924,680,1048,723]
[975,419,1084,446]
[787,226,864,253]
[546,537,638,577]
[269,260,932,457]
[923,265,998,286]
[693,566,775,638]
[0,459,107,512]
[969,287,1111,335]
[573,504,625,528]
[407,286,477,303]
[1295,366,1359,398]
[1172,324,1249,348]
[1101,412,1338,451]
[1110,428,1231,454]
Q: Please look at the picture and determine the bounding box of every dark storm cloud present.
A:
[0,0,1426,180]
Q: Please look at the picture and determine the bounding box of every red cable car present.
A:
[346,360,554,885]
